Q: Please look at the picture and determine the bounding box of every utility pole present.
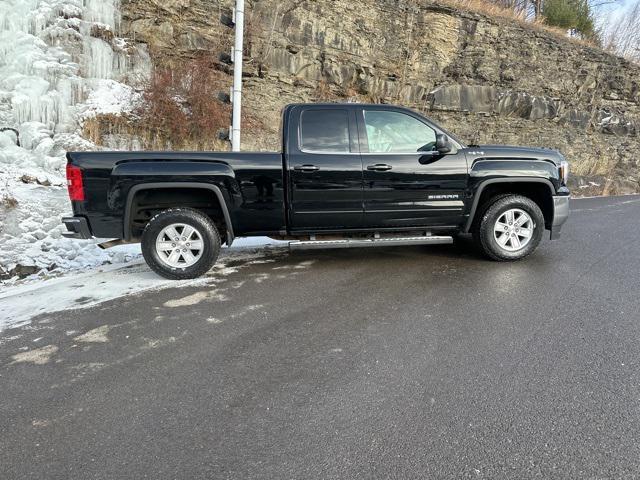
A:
[230,0,245,152]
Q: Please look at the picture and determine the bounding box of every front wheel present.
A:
[473,195,545,261]
[141,208,221,279]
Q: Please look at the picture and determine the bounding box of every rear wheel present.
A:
[473,194,544,261]
[141,208,221,279]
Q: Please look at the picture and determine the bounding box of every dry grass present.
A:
[312,78,372,103]
[1,178,18,210]
[436,0,598,48]
[1,193,18,210]
[83,114,130,145]
[83,113,231,151]
[90,24,115,43]
[313,80,337,101]
[444,0,536,23]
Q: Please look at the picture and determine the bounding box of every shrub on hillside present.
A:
[135,57,231,149]
[542,0,596,39]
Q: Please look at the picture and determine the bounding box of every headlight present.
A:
[559,160,569,185]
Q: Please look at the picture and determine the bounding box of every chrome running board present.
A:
[288,235,453,250]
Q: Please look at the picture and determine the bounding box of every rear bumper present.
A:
[549,195,570,240]
[62,216,92,239]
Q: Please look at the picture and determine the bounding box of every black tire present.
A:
[472,194,544,261]
[141,208,221,280]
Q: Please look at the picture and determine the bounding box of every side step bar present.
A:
[289,235,453,250]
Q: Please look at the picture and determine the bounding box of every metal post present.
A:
[231,0,245,152]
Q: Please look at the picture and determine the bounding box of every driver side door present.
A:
[358,107,468,229]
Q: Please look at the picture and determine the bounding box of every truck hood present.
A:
[474,145,565,165]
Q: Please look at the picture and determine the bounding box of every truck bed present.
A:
[67,151,286,239]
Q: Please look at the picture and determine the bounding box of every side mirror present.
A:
[418,134,456,164]
[436,134,453,154]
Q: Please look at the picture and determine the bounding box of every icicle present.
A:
[11,78,61,131]
[83,37,114,79]
[83,0,120,32]
[0,0,147,133]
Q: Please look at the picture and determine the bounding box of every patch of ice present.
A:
[0,249,270,332]
[74,324,110,343]
[163,289,229,308]
[163,291,212,308]
[229,237,288,249]
[0,260,196,331]
[10,344,58,365]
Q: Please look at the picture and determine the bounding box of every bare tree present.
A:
[600,1,640,61]
[488,0,620,21]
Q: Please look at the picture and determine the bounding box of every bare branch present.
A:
[599,0,640,61]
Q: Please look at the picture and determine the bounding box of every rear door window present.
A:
[300,109,350,153]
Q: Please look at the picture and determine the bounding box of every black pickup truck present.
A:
[63,103,570,279]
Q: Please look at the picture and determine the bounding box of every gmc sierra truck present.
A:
[62,103,570,279]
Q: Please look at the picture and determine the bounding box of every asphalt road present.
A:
[2,195,640,479]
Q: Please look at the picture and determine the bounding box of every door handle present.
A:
[294,164,320,172]
[367,164,393,171]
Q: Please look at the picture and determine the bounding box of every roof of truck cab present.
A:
[286,102,409,108]
[283,103,467,148]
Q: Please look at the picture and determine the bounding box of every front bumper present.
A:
[62,216,92,239]
[549,195,570,240]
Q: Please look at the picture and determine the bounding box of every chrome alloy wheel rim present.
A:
[156,223,204,268]
[493,208,534,252]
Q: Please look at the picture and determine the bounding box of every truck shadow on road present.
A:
[281,234,485,264]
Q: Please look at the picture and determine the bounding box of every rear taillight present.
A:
[66,164,85,201]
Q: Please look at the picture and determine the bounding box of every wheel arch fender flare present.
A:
[463,178,555,233]
[124,182,235,245]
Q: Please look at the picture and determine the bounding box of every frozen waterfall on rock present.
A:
[0,0,150,282]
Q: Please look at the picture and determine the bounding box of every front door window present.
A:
[364,110,437,153]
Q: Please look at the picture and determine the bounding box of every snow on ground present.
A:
[0,125,136,280]
[0,245,288,333]
[78,79,141,119]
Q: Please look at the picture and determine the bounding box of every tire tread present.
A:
[473,194,544,262]
[141,208,221,280]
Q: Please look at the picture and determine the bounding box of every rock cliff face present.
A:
[120,0,640,195]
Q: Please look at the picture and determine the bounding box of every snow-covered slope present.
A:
[0,0,150,282]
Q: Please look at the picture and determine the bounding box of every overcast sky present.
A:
[605,0,637,16]
[597,0,637,29]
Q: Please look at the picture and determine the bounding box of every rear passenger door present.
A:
[287,106,364,230]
